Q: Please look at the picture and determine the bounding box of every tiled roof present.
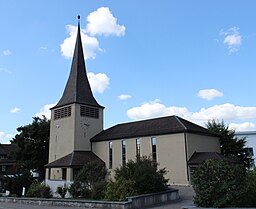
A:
[45,151,104,168]
[188,152,224,165]
[0,144,17,165]
[53,18,103,109]
[91,115,217,142]
[0,144,17,156]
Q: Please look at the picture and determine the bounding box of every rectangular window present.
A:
[80,105,99,119]
[151,137,157,162]
[0,155,6,159]
[1,166,6,172]
[54,106,71,120]
[122,140,126,165]
[136,138,141,157]
[245,147,254,157]
[109,142,113,169]
[62,168,67,180]
[48,168,51,180]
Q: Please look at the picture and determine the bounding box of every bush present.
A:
[105,156,168,201]
[27,182,52,198]
[192,159,246,207]
[3,170,34,197]
[68,161,107,199]
[105,178,136,201]
[243,169,256,207]
[56,184,68,198]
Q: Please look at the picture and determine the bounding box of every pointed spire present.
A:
[54,16,104,109]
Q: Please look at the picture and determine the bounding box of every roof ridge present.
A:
[174,115,187,130]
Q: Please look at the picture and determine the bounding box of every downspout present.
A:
[184,131,190,182]
[174,116,190,183]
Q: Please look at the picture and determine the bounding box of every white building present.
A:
[235,131,256,166]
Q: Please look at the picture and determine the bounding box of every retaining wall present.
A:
[0,188,179,209]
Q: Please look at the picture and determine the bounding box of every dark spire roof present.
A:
[53,16,104,109]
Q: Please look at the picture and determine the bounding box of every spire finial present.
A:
[77,15,81,30]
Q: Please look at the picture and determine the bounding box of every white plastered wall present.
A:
[92,133,190,185]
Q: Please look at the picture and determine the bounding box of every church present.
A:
[45,17,221,193]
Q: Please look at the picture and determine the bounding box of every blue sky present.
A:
[1,0,256,143]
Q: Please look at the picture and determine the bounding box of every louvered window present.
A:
[54,106,71,120]
[80,105,99,118]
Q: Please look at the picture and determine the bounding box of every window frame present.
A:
[109,141,113,169]
[136,138,141,157]
[151,137,157,162]
[122,140,126,166]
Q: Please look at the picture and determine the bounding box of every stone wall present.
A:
[0,188,179,209]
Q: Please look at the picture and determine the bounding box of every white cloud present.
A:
[190,103,256,124]
[1,49,11,56]
[127,101,256,129]
[87,72,110,93]
[60,25,101,59]
[36,103,56,119]
[229,122,256,132]
[10,107,20,113]
[40,46,47,50]
[0,67,11,74]
[119,94,132,101]
[220,27,241,53]
[0,131,13,144]
[86,7,125,37]
[60,7,125,59]
[127,99,190,120]
[198,89,223,100]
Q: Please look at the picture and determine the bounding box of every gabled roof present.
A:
[91,115,217,142]
[188,152,224,165]
[0,144,17,156]
[45,151,104,168]
[53,16,103,109]
[0,144,17,165]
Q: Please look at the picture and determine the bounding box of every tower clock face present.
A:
[80,118,90,137]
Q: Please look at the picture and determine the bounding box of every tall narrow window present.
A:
[48,168,51,180]
[122,140,126,165]
[151,137,157,162]
[62,168,67,180]
[136,138,141,157]
[109,142,113,169]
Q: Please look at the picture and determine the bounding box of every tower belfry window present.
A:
[80,105,99,118]
[54,106,71,120]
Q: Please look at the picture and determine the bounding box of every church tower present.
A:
[47,16,104,167]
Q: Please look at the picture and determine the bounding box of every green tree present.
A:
[105,156,168,201]
[11,116,50,181]
[68,161,107,199]
[206,119,252,168]
[192,159,246,207]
